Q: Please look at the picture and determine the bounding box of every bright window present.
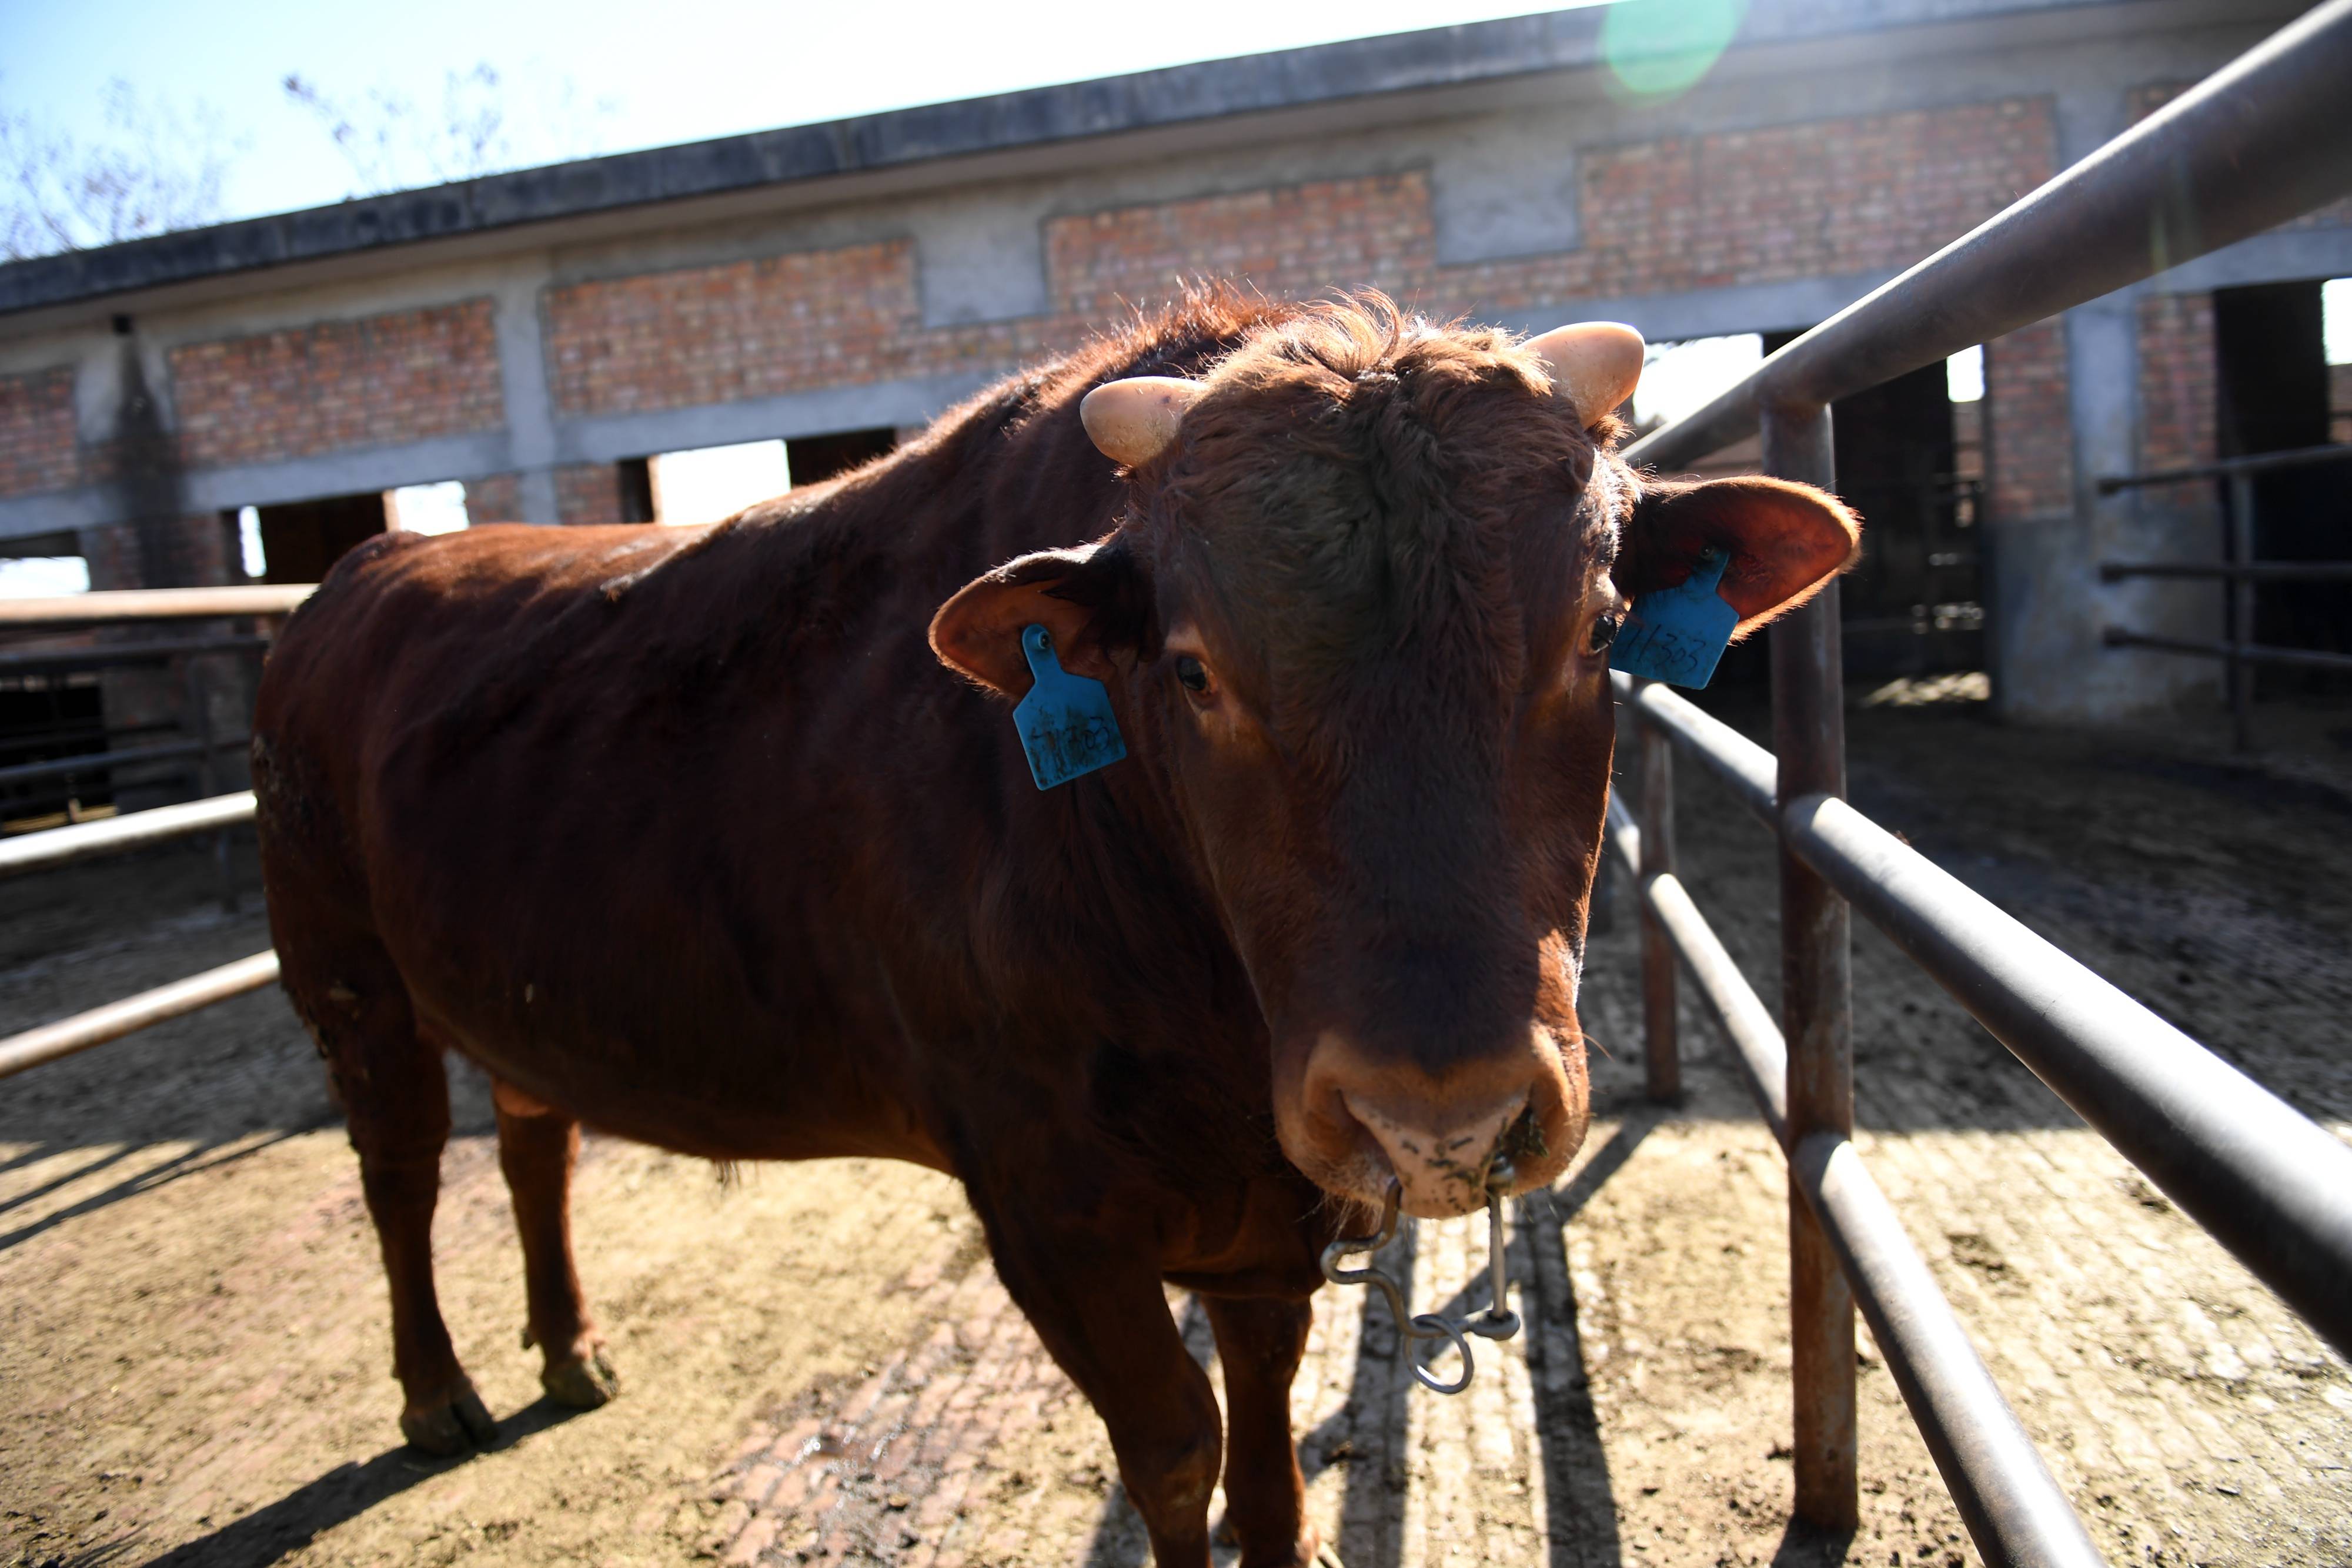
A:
[650,440,790,526]
[0,556,90,597]
[1946,345,1984,403]
[386,480,470,536]
[1631,333,1763,431]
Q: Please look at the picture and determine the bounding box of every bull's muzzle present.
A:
[1287,1024,1587,1218]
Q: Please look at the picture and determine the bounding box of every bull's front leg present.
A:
[985,1223,1222,1567]
[1204,1294,1319,1567]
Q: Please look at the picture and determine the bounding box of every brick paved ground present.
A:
[3,696,2349,1566]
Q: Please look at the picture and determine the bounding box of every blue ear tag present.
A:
[1609,548,1738,689]
[1011,624,1128,790]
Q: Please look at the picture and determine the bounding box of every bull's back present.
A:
[254,521,949,1159]
[256,523,707,902]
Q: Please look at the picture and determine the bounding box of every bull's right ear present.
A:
[930,536,1144,697]
[1616,476,1862,638]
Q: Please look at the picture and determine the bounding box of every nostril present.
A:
[1291,1024,1586,1215]
[1342,1090,1528,1218]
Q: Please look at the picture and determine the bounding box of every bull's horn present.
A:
[1080,376,1208,467]
[1523,322,1645,426]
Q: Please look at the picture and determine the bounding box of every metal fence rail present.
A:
[1606,2,2352,1559]
[0,791,257,880]
[2099,628,2352,674]
[0,585,312,627]
[1616,671,2352,1356]
[0,951,280,1081]
[0,735,249,791]
[2094,444,2352,747]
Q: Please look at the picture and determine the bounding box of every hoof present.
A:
[401,1380,496,1456]
[542,1348,619,1409]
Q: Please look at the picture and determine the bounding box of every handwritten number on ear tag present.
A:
[1013,624,1127,790]
[1610,548,1738,689]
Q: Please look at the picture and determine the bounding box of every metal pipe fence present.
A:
[2094,440,2352,494]
[0,734,248,791]
[0,790,256,880]
[1606,797,2103,1567]
[1605,4,2352,1560]
[0,585,312,627]
[2093,444,2352,747]
[0,950,280,1081]
[2099,628,2352,674]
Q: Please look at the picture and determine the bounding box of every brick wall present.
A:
[2137,291,2217,473]
[465,471,523,524]
[1048,175,1431,320]
[546,242,923,418]
[554,462,627,527]
[1460,99,2056,311]
[1985,319,2073,518]
[76,514,237,591]
[533,99,2059,429]
[168,299,504,467]
[0,365,80,498]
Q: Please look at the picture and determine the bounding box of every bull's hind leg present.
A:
[490,1081,617,1408]
[285,940,494,1456]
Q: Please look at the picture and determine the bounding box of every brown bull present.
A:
[254,290,1856,1567]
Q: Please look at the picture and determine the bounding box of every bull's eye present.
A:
[1175,655,1211,696]
[1588,614,1621,654]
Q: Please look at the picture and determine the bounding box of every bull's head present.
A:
[932,306,1857,1218]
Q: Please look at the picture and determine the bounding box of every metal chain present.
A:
[1318,1158,1522,1395]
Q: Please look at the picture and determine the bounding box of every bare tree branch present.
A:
[0,63,623,262]
[1,79,239,260]
[282,63,622,198]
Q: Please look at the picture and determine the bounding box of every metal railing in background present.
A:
[0,950,280,1082]
[2097,443,2352,749]
[0,587,309,1079]
[0,790,258,879]
[0,584,313,627]
[0,786,274,1082]
[0,589,293,890]
[1614,4,2352,1563]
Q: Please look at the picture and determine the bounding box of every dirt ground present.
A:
[3,685,2348,1567]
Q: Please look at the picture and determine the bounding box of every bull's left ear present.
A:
[1616,476,1862,637]
[930,536,1144,697]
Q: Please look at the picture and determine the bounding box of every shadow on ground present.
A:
[122,1401,594,1568]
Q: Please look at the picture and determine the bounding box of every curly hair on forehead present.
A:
[1207,291,1541,398]
[1060,283,1626,447]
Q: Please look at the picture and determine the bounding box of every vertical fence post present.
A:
[2227,471,2257,751]
[1763,400,1859,1531]
[1636,706,1679,1102]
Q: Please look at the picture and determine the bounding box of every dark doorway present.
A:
[249,493,387,585]
[0,533,109,830]
[1760,329,1980,682]
[787,428,897,488]
[0,676,110,828]
[617,457,657,524]
[2213,279,2347,681]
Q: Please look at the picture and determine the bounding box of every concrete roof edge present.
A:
[0,0,2127,317]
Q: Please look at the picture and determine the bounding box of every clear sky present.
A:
[1,0,1614,227]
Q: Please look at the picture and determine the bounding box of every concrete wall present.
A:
[0,0,2345,725]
